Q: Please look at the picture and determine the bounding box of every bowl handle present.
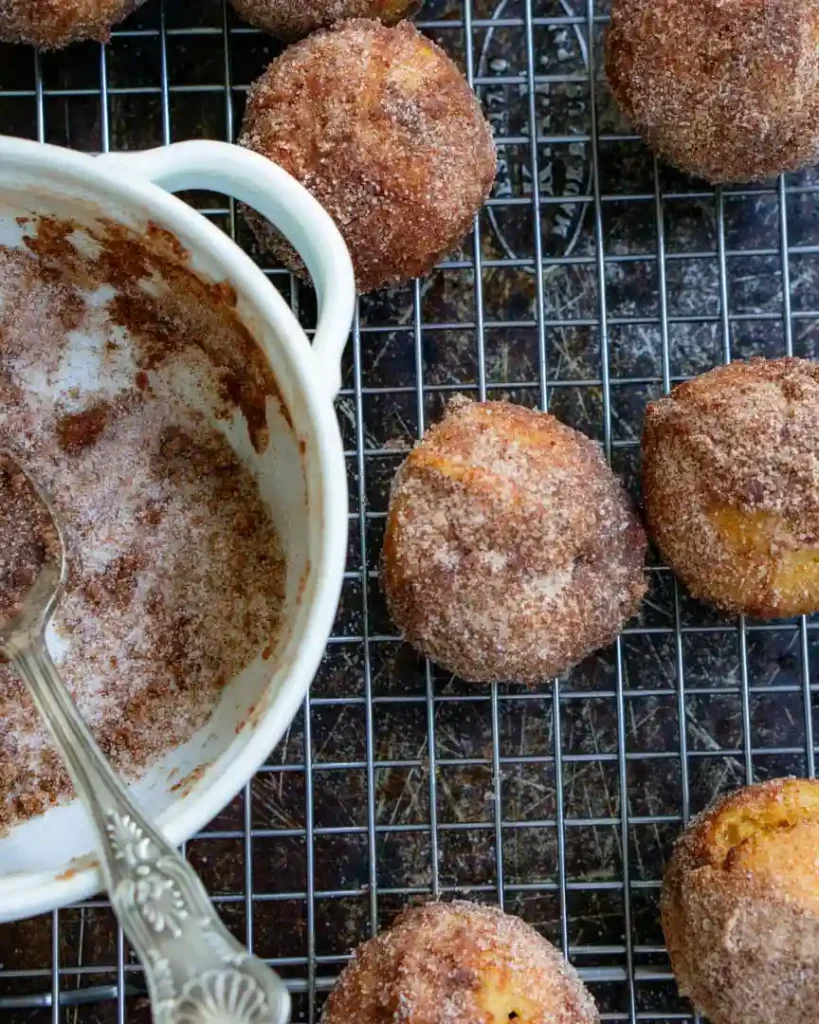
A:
[97,140,355,399]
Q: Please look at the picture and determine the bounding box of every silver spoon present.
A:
[0,453,291,1024]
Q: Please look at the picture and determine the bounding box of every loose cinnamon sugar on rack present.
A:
[0,215,288,832]
[0,457,60,623]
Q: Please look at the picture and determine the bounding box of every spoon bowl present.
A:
[0,453,67,652]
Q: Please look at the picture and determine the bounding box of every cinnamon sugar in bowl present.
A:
[0,137,354,920]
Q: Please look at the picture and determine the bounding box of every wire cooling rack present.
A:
[1,0,819,1021]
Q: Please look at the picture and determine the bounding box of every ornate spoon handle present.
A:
[11,638,291,1024]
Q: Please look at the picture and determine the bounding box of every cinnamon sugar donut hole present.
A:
[0,0,146,48]
[228,0,420,41]
[238,19,497,294]
[382,398,647,685]
[662,777,819,1024]
[643,358,819,619]
[606,0,819,183]
[322,901,600,1024]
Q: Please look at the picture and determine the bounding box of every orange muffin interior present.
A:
[707,506,819,614]
[478,973,541,1023]
[706,778,819,867]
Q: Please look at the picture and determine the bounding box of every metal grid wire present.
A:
[1,0,818,1021]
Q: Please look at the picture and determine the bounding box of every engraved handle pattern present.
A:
[10,639,291,1024]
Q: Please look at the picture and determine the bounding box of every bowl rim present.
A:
[0,136,350,919]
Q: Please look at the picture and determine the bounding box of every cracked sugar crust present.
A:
[322,900,600,1024]
[606,0,819,184]
[642,357,819,618]
[382,398,647,685]
[0,0,145,48]
[239,19,497,293]
[662,778,819,1024]
[228,0,420,40]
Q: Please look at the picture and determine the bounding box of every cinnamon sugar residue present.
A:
[0,215,287,833]
[169,762,209,796]
[56,403,110,454]
[0,457,60,622]
[23,215,279,454]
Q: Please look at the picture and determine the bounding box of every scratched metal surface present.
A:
[0,0,818,1021]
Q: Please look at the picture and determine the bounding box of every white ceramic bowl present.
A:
[0,136,355,921]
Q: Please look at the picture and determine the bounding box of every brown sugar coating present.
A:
[382,398,647,685]
[0,0,145,49]
[0,457,60,623]
[228,0,420,41]
[605,0,819,183]
[239,19,497,293]
[642,357,819,619]
[0,215,287,832]
[662,777,819,1024]
[322,901,600,1024]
